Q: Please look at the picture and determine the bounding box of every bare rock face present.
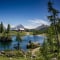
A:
[11,24,25,30]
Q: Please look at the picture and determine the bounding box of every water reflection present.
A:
[0,35,44,51]
[0,41,12,50]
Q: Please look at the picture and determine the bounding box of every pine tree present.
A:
[0,22,4,33]
[6,24,10,33]
[16,30,22,50]
[48,0,60,59]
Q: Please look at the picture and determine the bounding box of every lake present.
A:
[0,35,45,51]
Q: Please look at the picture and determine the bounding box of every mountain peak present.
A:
[11,24,24,30]
[34,24,48,30]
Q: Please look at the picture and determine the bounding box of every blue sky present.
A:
[0,0,60,29]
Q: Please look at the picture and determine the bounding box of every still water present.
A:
[0,35,45,51]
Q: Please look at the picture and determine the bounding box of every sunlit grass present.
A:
[0,56,26,60]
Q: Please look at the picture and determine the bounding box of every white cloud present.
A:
[4,24,15,28]
[29,19,49,25]
[4,24,7,28]
[24,19,50,29]
[24,25,36,29]
[3,19,50,29]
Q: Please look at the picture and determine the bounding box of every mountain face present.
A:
[34,24,49,30]
[11,24,49,31]
[25,24,49,32]
[11,24,24,30]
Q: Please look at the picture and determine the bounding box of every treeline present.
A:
[0,22,11,42]
[0,22,10,33]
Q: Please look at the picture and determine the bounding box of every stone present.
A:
[51,58,57,60]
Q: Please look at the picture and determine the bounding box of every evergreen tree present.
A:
[0,22,4,33]
[48,0,60,59]
[41,0,60,60]
[56,18,60,33]
[41,38,48,60]
[16,30,22,50]
[6,24,10,33]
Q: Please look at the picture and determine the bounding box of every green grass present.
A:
[0,56,26,60]
[0,50,26,60]
[0,31,26,36]
[10,31,26,36]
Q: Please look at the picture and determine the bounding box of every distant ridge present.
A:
[34,24,48,30]
[11,24,24,30]
[11,24,49,31]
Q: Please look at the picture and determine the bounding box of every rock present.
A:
[9,57,12,60]
[0,52,4,56]
[31,55,36,58]
[51,58,57,60]
[1,51,5,54]
[6,53,15,57]
[0,52,1,55]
